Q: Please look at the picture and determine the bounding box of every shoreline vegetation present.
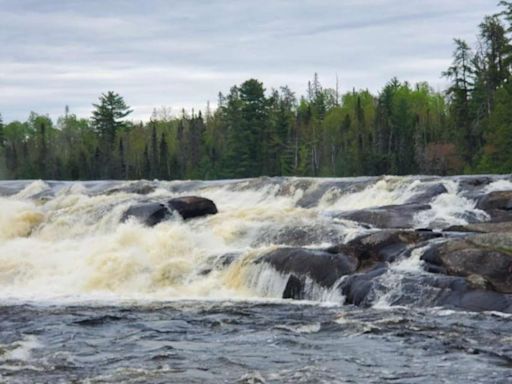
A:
[1,3,512,181]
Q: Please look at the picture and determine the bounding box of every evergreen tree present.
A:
[443,39,476,164]
[0,114,4,148]
[91,91,132,145]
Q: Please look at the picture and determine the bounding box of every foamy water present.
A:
[0,176,506,303]
[1,176,512,383]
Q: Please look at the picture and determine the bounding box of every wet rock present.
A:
[336,204,430,229]
[168,196,218,219]
[283,275,305,300]
[121,196,217,226]
[421,234,512,293]
[476,191,512,222]
[341,268,512,313]
[404,183,448,204]
[258,229,440,301]
[296,179,371,208]
[252,224,345,247]
[476,191,512,211]
[339,264,388,306]
[444,221,512,234]
[121,202,171,227]
[106,181,156,195]
[458,175,493,188]
[329,230,441,269]
[436,286,512,313]
[258,247,359,288]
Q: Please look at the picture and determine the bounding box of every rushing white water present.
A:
[413,180,489,229]
[318,176,421,210]
[0,175,508,303]
[372,246,429,310]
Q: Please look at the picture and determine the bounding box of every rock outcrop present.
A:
[476,191,512,222]
[421,233,512,294]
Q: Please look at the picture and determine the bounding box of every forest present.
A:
[1,2,512,180]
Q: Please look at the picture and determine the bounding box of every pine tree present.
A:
[159,133,170,180]
[91,92,132,145]
[443,39,476,164]
[0,114,4,148]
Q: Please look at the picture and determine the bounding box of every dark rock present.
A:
[421,234,512,293]
[257,229,440,301]
[328,230,441,269]
[336,204,430,229]
[168,196,218,219]
[121,203,171,227]
[476,191,512,211]
[437,288,512,313]
[121,196,217,225]
[283,275,305,300]
[459,176,493,188]
[296,179,371,208]
[404,183,448,204]
[476,191,512,222]
[444,222,512,234]
[258,247,359,288]
[339,264,388,306]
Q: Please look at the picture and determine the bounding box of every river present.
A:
[0,176,511,383]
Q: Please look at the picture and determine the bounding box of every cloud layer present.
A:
[0,0,499,122]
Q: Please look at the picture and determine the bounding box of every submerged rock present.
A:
[340,266,512,313]
[336,204,430,229]
[106,181,157,195]
[252,223,346,247]
[121,202,171,227]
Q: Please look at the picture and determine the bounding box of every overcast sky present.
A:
[0,0,500,122]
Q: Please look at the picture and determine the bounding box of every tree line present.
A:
[1,2,512,180]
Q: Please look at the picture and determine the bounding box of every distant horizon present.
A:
[0,0,498,122]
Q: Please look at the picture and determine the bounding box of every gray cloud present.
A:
[0,0,499,122]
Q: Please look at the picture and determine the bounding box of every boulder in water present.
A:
[260,247,359,287]
[122,196,218,226]
[257,247,358,299]
[421,233,512,293]
[476,191,512,222]
[476,190,512,211]
[444,221,512,234]
[257,230,439,300]
[168,196,218,219]
[328,229,441,269]
[121,202,171,227]
[339,264,388,306]
[404,183,448,204]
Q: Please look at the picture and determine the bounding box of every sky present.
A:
[0,0,501,122]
